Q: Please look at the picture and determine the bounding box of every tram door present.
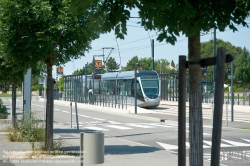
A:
[131,79,144,102]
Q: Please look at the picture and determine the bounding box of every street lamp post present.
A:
[205,69,208,103]
[85,63,88,103]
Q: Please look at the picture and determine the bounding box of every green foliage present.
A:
[201,39,243,59]
[73,68,85,75]
[106,57,119,72]
[171,60,175,68]
[0,0,100,67]
[154,59,172,74]
[57,76,64,91]
[32,84,43,91]
[138,57,152,70]
[234,86,244,92]
[0,81,10,93]
[200,39,244,84]
[74,1,250,44]
[0,99,8,119]
[6,112,45,142]
[235,47,250,86]
[122,56,139,71]
[0,94,22,97]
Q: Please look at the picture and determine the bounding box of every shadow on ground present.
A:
[61,145,160,156]
[54,128,95,134]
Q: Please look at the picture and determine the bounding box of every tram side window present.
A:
[101,80,115,94]
[108,80,115,94]
[126,79,132,96]
[118,80,127,95]
[131,80,143,97]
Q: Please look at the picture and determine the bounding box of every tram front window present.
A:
[140,75,159,98]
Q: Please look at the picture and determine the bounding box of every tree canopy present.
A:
[235,47,250,88]
[0,0,102,150]
[106,57,119,72]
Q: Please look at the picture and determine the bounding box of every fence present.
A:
[61,92,132,110]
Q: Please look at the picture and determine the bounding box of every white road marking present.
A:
[222,139,250,147]
[107,121,122,124]
[84,126,109,131]
[180,130,211,136]
[126,123,155,128]
[203,140,232,147]
[92,118,105,121]
[79,115,90,118]
[149,124,175,128]
[116,138,151,147]
[156,142,178,150]
[241,138,250,143]
[105,125,132,130]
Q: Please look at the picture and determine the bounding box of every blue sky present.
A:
[54,18,250,77]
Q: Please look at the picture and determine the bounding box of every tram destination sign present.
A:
[95,60,102,70]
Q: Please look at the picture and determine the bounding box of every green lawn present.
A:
[0,94,22,97]
[240,127,250,130]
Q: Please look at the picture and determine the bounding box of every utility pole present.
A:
[102,47,114,72]
[134,68,137,114]
[93,54,105,93]
[213,27,216,96]
[230,61,234,121]
[85,63,88,103]
[151,39,154,70]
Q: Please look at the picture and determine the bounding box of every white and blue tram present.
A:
[101,70,161,108]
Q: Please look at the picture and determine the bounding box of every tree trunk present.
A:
[45,57,54,151]
[12,81,16,128]
[188,35,203,166]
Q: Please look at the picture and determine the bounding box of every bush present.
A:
[6,111,45,142]
[234,86,244,92]
[0,99,8,119]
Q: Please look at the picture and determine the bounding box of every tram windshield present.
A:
[140,74,159,98]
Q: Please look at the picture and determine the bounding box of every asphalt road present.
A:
[2,97,250,166]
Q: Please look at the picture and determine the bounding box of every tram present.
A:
[101,70,161,108]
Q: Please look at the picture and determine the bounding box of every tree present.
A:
[171,60,175,68]
[73,0,250,164]
[72,68,85,75]
[201,39,244,85]
[122,56,139,71]
[138,57,152,70]
[154,59,172,74]
[0,0,101,150]
[106,57,119,72]
[235,47,250,89]
[57,75,64,92]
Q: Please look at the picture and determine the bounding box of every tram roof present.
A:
[101,70,158,80]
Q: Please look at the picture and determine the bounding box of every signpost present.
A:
[95,60,102,70]
[57,66,64,75]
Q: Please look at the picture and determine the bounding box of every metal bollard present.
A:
[70,101,72,128]
[80,133,84,166]
[238,94,239,105]
[80,131,104,165]
[211,101,214,120]
[112,95,113,108]
[226,102,228,126]
[122,95,124,109]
